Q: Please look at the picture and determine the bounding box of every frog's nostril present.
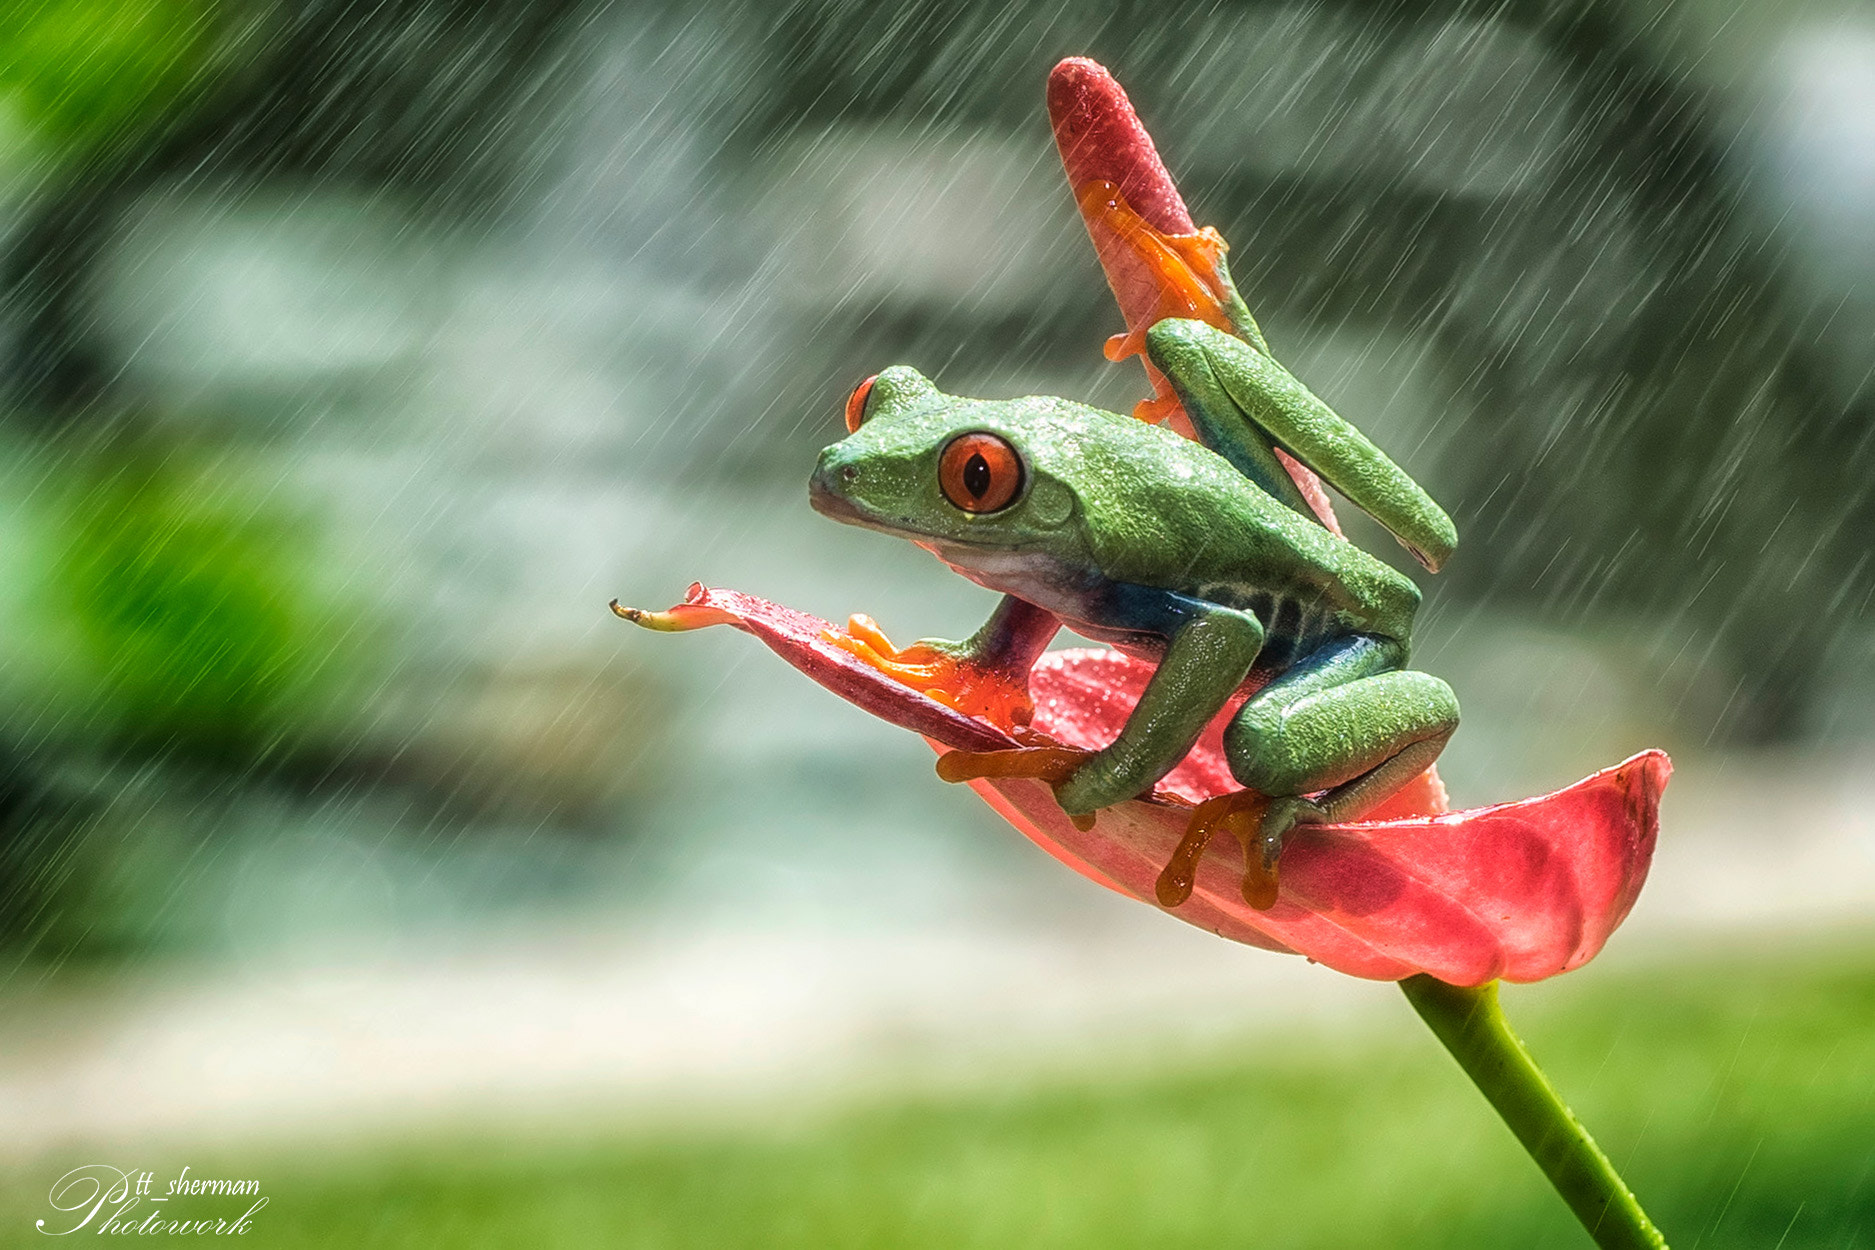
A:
[840,465,859,484]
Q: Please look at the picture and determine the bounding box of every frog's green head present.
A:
[809,366,1089,555]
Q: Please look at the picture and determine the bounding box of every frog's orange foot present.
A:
[1078,180,1235,337]
[824,614,1034,729]
[1156,789,1276,910]
[825,614,950,684]
[1129,392,1185,425]
[935,745,1099,831]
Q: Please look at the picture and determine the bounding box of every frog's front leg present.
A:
[1053,598,1265,815]
[831,595,1059,728]
[941,591,1264,823]
[1224,633,1459,908]
[928,595,1062,676]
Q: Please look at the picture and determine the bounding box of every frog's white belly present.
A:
[924,543,1083,606]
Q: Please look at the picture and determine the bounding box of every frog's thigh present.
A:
[1224,634,1457,807]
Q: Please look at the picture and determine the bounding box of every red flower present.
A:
[617,586,1666,985]
[613,58,1668,988]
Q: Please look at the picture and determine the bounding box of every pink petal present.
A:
[966,759,1669,984]
[624,588,1669,984]
[977,651,1668,984]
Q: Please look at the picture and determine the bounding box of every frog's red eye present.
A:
[938,432,1023,513]
[844,374,880,433]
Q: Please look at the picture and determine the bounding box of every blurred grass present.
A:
[10,945,1870,1248]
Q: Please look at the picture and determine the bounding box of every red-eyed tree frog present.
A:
[809,315,1459,911]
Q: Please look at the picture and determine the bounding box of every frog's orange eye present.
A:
[938,432,1023,513]
[844,374,880,433]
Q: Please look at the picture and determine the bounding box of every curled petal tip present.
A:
[609,596,735,632]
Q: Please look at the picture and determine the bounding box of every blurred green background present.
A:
[1,0,1872,1245]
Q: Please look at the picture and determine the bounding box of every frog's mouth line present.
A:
[808,470,1027,554]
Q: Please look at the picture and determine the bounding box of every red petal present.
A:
[1048,60,1195,366]
[622,589,1667,984]
[642,584,1016,753]
[1048,57,1194,235]
[997,651,1666,983]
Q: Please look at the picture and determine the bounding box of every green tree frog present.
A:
[809,316,1459,910]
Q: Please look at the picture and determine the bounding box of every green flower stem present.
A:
[1399,974,1668,1249]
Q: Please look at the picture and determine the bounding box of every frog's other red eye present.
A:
[938,432,1024,513]
[844,374,880,433]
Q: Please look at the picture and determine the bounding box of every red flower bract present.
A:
[629,584,1668,986]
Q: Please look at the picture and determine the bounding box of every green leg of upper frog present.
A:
[1053,604,1265,817]
[1225,634,1459,897]
[1146,318,1458,573]
[1210,251,1270,356]
[1138,318,1314,519]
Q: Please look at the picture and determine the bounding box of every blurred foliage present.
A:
[0,428,383,958]
[4,0,1862,738]
[23,947,1862,1248]
[0,0,252,170]
[47,446,347,760]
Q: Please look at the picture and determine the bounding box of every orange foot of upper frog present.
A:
[823,614,1035,731]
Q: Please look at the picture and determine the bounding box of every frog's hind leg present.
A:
[1221,634,1458,909]
[936,742,1100,830]
[1156,788,1271,909]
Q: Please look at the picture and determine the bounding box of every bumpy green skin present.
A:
[810,318,1460,859]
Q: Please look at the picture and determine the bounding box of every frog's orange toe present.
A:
[1130,393,1185,425]
[935,744,1088,786]
[1156,789,1274,910]
[936,745,1098,829]
[823,615,1034,731]
[823,617,953,686]
[1240,860,1280,912]
[841,613,897,655]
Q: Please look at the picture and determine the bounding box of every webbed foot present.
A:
[1155,789,1271,909]
[1153,791,1329,911]
[935,741,1099,831]
[1077,182,1234,356]
[825,614,1034,729]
